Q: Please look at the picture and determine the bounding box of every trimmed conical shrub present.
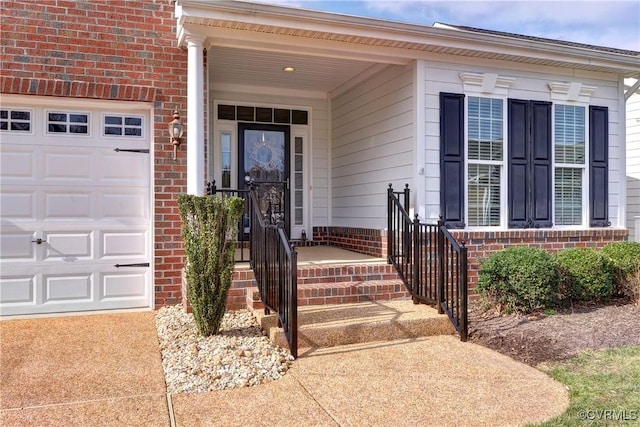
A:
[178,194,244,336]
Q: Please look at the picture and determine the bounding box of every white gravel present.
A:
[155,305,294,394]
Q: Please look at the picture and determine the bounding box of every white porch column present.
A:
[187,37,205,195]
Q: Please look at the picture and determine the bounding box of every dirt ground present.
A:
[468,298,640,367]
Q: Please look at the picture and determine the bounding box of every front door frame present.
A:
[238,122,291,235]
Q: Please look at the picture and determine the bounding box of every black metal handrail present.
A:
[438,223,468,341]
[249,190,298,358]
[207,181,250,262]
[387,184,468,341]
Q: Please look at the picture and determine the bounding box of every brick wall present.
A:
[451,228,629,289]
[1,0,188,307]
[312,226,387,258]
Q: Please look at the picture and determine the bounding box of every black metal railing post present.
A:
[459,241,468,341]
[412,214,420,304]
[387,183,393,264]
[437,218,445,315]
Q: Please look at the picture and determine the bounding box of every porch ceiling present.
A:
[209,46,380,94]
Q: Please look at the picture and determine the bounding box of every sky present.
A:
[251,0,640,52]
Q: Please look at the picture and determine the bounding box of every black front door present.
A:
[238,123,290,235]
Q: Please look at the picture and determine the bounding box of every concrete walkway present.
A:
[1,312,568,426]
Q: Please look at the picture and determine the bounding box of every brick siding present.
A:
[1,0,188,307]
[451,228,629,289]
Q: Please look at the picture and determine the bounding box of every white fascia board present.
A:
[176,0,640,74]
[204,27,413,65]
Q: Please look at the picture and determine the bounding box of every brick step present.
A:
[254,300,455,350]
[245,279,410,311]
[185,262,403,312]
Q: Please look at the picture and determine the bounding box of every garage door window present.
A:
[104,115,143,137]
[47,112,89,134]
[0,109,32,132]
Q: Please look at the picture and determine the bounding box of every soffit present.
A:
[177,1,640,80]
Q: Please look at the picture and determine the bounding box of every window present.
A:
[48,112,89,134]
[554,105,585,225]
[104,115,143,137]
[467,97,503,226]
[220,132,232,188]
[0,109,31,132]
[440,92,609,229]
[293,136,304,225]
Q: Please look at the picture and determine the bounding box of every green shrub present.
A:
[178,194,245,336]
[602,242,640,300]
[477,246,561,313]
[556,248,614,301]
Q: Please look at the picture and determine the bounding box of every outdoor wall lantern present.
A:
[168,109,184,161]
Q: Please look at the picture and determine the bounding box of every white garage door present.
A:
[0,98,152,316]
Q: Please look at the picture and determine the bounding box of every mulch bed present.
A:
[468,298,640,367]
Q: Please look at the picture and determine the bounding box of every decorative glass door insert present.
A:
[239,123,290,234]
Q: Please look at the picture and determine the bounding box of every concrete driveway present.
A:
[0,311,569,426]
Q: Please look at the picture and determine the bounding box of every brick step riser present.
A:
[232,264,399,286]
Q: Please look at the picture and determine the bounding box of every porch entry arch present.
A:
[239,123,291,236]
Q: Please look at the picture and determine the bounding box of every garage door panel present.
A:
[0,276,36,304]
[44,231,93,260]
[0,192,35,219]
[0,232,36,261]
[45,192,92,219]
[100,152,149,185]
[44,274,92,302]
[101,271,148,300]
[102,192,148,219]
[101,230,147,258]
[44,152,92,181]
[0,150,34,180]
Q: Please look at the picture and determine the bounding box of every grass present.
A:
[533,345,640,426]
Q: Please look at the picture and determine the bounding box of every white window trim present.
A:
[552,102,590,229]
[45,110,91,137]
[463,94,509,230]
[0,107,34,134]
[101,113,145,139]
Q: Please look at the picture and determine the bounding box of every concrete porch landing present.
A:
[254,300,455,350]
[234,245,385,268]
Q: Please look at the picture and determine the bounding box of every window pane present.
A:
[105,126,122,135]
[124,127,141,136]
[221,171,231,188]
[70,114,88,123]
[0,122,8,130]
[221,152,231,169]
[221,133,231,151]
[105,116,122,125]
[125,117,141,126]
[11,122,30,131]
[555,168,582,225]
[11,111,30,120]
[0,110,7,119]
[49,113,66,122]
[555,105,585,164]
[49,123,67,132]
[467,164,501,226]
[468,97,502,161]
[69,125,88,134]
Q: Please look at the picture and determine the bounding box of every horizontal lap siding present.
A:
[423,59,623,228]
[627,93,640,240]
[331,64,413,229]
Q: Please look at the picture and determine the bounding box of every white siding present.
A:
[422,58,624,229]
[209,89,330,226]
[627,90,640,240]
[331,64,414,228]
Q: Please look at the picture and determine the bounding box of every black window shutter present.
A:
[530,101,552,227]
[508,99,529,227]
[508,99,552,228]
[589,105,609,227]
[440,93,465,228]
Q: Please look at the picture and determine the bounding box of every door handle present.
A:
[31,238,45,245]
